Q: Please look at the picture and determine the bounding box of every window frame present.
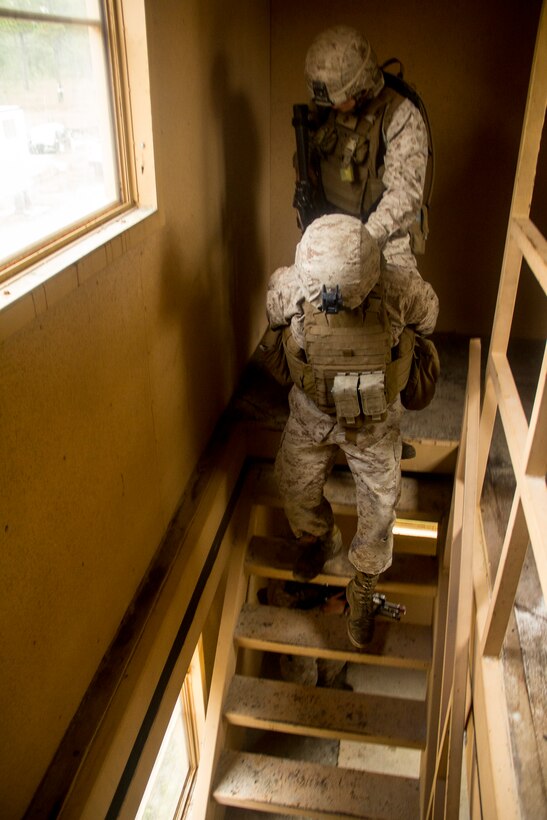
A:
[129,640,206,820]
[0,0,158,329]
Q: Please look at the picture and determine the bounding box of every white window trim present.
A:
[0,0,159,343]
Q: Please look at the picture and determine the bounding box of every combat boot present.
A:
[401,441,416,459]
[346,571,379,649]
[293,525,342,581]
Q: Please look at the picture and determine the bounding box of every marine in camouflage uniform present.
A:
[299,25,432,470]
[267,214,438,648]
[302,24,430,286]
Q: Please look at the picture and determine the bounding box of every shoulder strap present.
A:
[381,61,435,210]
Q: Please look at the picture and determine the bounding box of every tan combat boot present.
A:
[346,571,379,649]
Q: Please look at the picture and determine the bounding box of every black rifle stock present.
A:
[292,103,317,231]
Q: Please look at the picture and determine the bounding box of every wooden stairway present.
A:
[192,461,452,819]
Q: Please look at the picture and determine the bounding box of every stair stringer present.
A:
[189,454,462,819]
[190,473,257,820]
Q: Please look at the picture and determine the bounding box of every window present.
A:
[135,644,204,820]
[0,0,133,281]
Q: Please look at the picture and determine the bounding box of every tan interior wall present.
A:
[2,0,545,814]
[270,0,545,337]
[0,1,270,815]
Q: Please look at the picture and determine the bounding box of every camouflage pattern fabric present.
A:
[274,386,403,575]
[357,98,428,256]
[266,214,438,576]
[316,95,429,277]
[267,253,438,349]
[305,25,384,104]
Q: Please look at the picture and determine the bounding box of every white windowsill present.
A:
[0,205,160,343]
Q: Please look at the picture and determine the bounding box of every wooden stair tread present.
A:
[246,535,438,595]
[235,604,431,669]
[214,749,420,819]
[224,675,426,748]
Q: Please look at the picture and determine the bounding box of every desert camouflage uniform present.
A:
[267,258,438,575]
[365,98,428,265]
[315,95,429,279]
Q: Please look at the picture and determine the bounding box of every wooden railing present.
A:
[425,3,546,816]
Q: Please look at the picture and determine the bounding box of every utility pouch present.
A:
[359,371,387,421]
[400,334,440,410]
[332,373,361,426]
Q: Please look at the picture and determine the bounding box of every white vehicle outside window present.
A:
[0,0,131,277]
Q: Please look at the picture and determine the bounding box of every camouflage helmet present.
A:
[305,25,384,107]
[295,214,380,309]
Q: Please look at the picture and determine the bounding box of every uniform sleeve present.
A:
[266,266,305,329]
[405,278,439,336]
[365,99,428,248]
[382,265,439,343]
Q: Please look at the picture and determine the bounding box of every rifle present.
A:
[292,103,319,231]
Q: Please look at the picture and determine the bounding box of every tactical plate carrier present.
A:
[282,284,414,428]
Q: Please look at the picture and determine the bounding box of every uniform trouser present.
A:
[275,386,403,575]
